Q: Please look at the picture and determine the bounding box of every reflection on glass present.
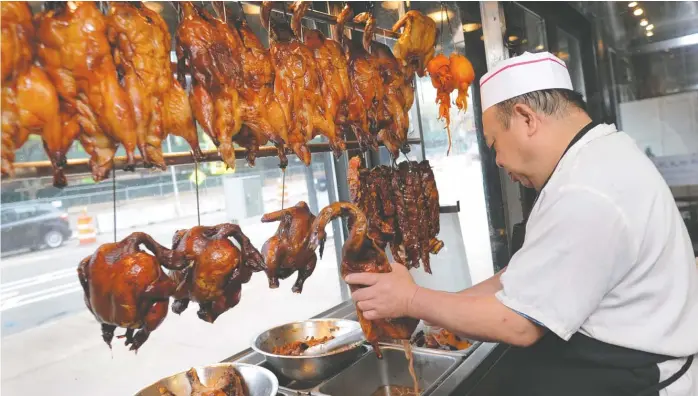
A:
[503,3,548,56]
[556,28,587,99]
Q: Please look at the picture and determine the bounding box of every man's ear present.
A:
[513,103,539,137]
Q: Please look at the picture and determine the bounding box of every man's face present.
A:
[482,106,535,188]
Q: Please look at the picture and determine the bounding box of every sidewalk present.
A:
[0,247,344,396]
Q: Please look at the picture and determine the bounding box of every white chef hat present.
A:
[480,51,573,112]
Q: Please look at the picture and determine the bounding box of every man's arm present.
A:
[459,268,505,297]
[409,287,546,347]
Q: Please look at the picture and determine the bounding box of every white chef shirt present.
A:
[495,124,698,364]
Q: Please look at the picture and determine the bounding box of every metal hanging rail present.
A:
[10,139,421,180]
[245,1,400,39]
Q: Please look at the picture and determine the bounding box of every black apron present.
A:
[507,121,693,395]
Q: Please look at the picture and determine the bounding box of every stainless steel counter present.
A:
[222,301,501,395]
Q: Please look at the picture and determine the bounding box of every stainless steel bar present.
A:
[10,139,421,180]
[242,1,400,39]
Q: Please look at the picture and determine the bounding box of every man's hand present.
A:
[344,263,419,320]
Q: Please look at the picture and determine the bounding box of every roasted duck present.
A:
[159,367,247,396]
[261,201,317,293]
[392,10,437,78]
[1,2,73,186]
[168,224,265,323]
[107,2,203,169]
[309,202,419,358]
[261,1,344,164]
[427,53,475,154]
[175,2,243,170]
[36,1,138,179]
[77,232,180,352]
[212,3,289,168]
[342,12,384,152]
[348,157,395,248]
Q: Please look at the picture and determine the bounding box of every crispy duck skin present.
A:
[262,1,343,164]
[168,224,265,323]
[77,232,181,352]
[175,2,243,170]
[303,6,352,141]
[1,2,74,186]
[107,2,203,170]
[309,202,419,358]
[36,2,138,176]
[261,201,317,293]
[212,3,289,168]
[392,10,437,78]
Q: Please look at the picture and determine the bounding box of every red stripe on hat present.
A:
[480,57,568,87]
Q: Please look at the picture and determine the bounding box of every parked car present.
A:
[1,203,72,253]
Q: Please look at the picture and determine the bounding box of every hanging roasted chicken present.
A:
[36,1,138,180]
[261,201,317,293]
[77,232,181,352]
[427,53,475,154]
[261,1,344,164]
[168,224,265,323]
[107,2,203,169]
[309,202,419,358]
[392,10,437,78]
[1,2,73,187]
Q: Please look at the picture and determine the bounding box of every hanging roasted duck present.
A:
[348,156,396,248]
[107,2,203,169]
[261,201,318,293]
[1,2,74,187]
[36,1,138,180]
[309,202,419,358]
[77,232,181,352]
[175,2,244,170]
[392,10,438,78]
[210,2,289,168]
[168,224,265,323]
[261,1,344,164]
[427,53,475,154]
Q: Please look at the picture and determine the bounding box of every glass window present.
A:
[2,4,346,395]
[557,28,587,99]
[502,2,548,56]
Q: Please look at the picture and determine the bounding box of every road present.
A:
[0,201,333,337]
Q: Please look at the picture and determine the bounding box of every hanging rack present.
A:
[10,139,421,181]
[245,1,400,39]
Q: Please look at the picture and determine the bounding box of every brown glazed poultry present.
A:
[309,202,419,358]
[211,3,289,168]
[168,224,265,323]
[1,2,72,186]
[107,2,202,169]
[301,6,352,141]
[347,156,395,248]
[261,1,344,164]
[77,232,180,352]
[261,201,317,293]
[392,10,437,78]
[36,1,138,179]
[175,2,243,170]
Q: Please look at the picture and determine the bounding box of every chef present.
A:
[346,51,698,395]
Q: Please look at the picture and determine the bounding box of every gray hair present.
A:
[496,89,587,129]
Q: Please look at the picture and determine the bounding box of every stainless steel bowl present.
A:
[251,318,366,382]
[135,363,278,396]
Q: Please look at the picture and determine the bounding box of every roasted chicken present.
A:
[309,202,419,358]
[36,1,138,179]
[261,201,317,293]
[261,1,344,164]
[168,224,265,323]
[1,2,72,186]
[77,232,180,352]
[392,10,437,78]
[427,53,475,154]
[107,2,203,169]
